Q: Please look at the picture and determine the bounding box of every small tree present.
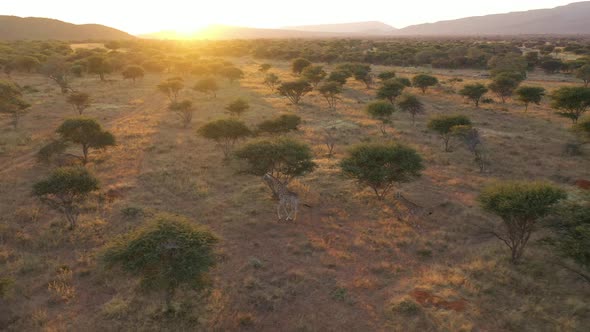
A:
[317,81,342,110]
[353,65,373,89]
[122,66,145,83]
[459,83,488,108]
[157,77,184,101]
[278,80,312,105]
[193,78,219,98]
[291,58,312,75]
[102,213,218,308]
[169,100,194,128]
[378,71,396,81]
[197,119,251,159]
[33,166,99,229]
[428,115,472,152]
[488,73,520,103]
[377,79,405,104]
[234,137,316,191]
[412,74,438,94]
[225,98,250,117]
[40,56,72,93]
[451,125,487,172]
[87,56,111,81]
[57,118,116,164]
[340,142,424,200]
[263,73,281,92]
[479,181,566,263]
[302,65,327,88]
[259,63,272,73]
[66,91,91,115]
[257,114,301,135]
[221,66,244,83]
[327,71,350,85]
[397,93,425,126]
[0,80,31,129]
[576,65,590,87]
[366,101,396,136]
[515,86,545,112]
[550,86,590,124]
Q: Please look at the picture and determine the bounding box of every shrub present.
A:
[397,93,425,125]
[488,73,521,103]
[479,181,566,263]
[221,66,244,83]
[427,115,472,152]
[340,142,424,200]
[37,139,68,163]
[378,71,396,81]
[459,83,488,107]
[366,101,396,136]
[257,114,301,135]
[102,213,218,308]
[66,91,91,115]
[157,77,184,101]
[56,118,116,164]
[234,137,316,185]
[317,81,342,110]
[193,78,219,98]
[302,65,327,87]
[327,71,350,85]
[291,58,312,75]
[515,86,545,111]
[33,166,100,229]
[377,79,405,104]
[451,125,487,172]
[263,73,281,91]
[122,66,145,82]
[0,80,31,129]
[412,74,438,94]
[550,86,590,124]
[197,119,251,159]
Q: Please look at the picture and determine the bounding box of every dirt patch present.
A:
[410,288,467,312]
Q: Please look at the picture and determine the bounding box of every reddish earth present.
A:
[574,179,590,190]
[410,288,467,312]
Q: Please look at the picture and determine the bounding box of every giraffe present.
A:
[391,191,433,229]
[262,173,299,221]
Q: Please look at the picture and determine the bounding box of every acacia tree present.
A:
[412,74,438,94]
[327,71,350,85]
[259,63,272,72]
[377,71,396,81]
[340,142,424,200]
[576,65,590,87]
[459,83,488,107]
[234,137,316,195]
[122,66,145,83]
[169,100,194,128]
[40,56,72,93]
[353,65,373,89]
[263,73,281,92]
[515,86,545,112]
[291,58,312,75]
[451,125,487,172]
[197,119,252,159]
[221,66,244,83]
[0,80,31,129]
[550,86,590,124]
[66,91,91,115]
[377,79,405,104]
[302,65,327,88]
[87,56,112,81]
[366,101,396,136]
[57,118,116,164]
[225,98,250,117]
[488,73,520,103]
[278,80,312,105]
[257,114,301,135]
[428,115,472,152]
[397,93,425,126]
[479,181,566,263]
[193,78,219,98]
[33,166,99,229]
[102,213,218,309]
[157,77,184,101]
[317,81,342,110]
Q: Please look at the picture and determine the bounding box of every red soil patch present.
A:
[574,179,590,190]
[410,288,467,312]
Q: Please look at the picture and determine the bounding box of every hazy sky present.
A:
[2,0,580,34]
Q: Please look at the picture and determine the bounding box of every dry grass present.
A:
[0,57,589,331]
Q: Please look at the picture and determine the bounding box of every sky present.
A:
[2,0,580,34]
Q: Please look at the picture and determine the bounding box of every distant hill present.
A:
[0,16,135,40]
[140,25,349,40]
[284,21,397,34]
[398,1,590,35]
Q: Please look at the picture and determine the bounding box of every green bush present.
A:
[257,114,301,135]
[56,118,116,164]
[197,119,251,159]
[427,115,472,152]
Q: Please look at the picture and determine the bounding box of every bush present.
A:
[225,98,250,117]
[515,86,545,111]
[193,78,219,98]
[340,142,424,200]
[459,83,488,107]
[33,166,100,229]
[291,58,312,75]
[377,79,405,104]
[37,139,68,163]
[412,74,438,94]
[277,80,312,105]
[257,114,301,135]
[397,93,425,125]
[366,101,396,136]
[550,86,590,124]
[317,81,342,110]
[56,118,116,164]
[234,137,316,185]
[66,91,91,115]
[197,119,252,159]
[102,213,218,307]
[479,181,566,263]
[168,100,194,128]
[427,115,472,152]
[122,66,145,82]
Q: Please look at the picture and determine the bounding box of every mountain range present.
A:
[1,2,590,40]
